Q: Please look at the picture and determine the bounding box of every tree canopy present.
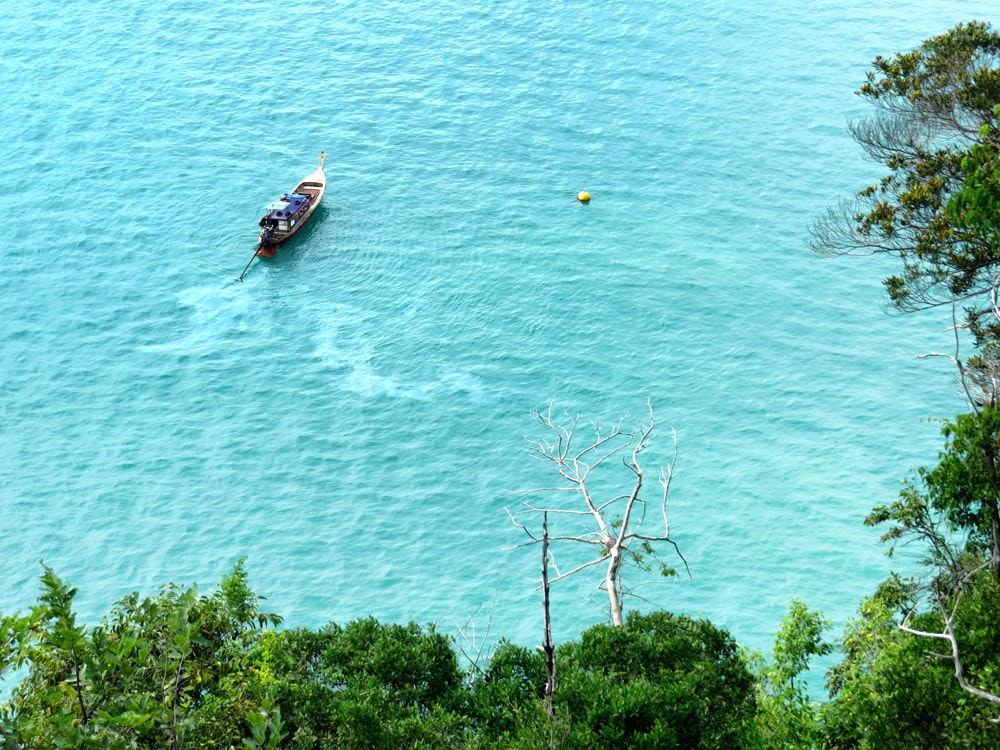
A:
[810,21,1000,342]
[0,567,761,750]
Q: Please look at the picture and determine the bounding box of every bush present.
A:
[472,610,758,750]
[258,618,467,749]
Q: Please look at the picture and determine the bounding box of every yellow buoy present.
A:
[577,190,591,203]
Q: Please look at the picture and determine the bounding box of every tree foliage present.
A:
[949,104,1000,250]
[810,21,1000,342]
[1,564,763,750]
[826,404,1000,748]
[0,559,281,750]
[868,407,1000,580]
[820,579,1000,750]
[255,618,467,750]
[750,599,832,750]
[548,611,757,750]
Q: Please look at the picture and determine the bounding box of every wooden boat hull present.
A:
[256,153,327,257]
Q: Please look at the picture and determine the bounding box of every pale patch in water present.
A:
[140,283,268,354]
[313,328,487,401]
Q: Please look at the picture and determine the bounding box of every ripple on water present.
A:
[0,0,983,661]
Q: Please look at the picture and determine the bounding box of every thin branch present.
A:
[511,487,579,495]
[900,561,1000,707]
[504,507,538,541]
[900,614,1000,706]
[659,429,679,535]
[505,534,606,551]
[543,554,611,585]
[455,588,498,674]
[515,502,602,516]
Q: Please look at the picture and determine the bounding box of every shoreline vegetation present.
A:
[6,19,1000,749]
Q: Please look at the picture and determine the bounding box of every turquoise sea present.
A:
[3,0,997,669]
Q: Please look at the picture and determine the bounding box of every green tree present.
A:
[464,612,760,750]
[827,416,1000,748]
[750,599,831,750]
[254,618,468,750]
[1,560,280,750]
[869,407,1000,582]
[465,640,550,744]
[810,21,1000,343]
[820,579,1000,750]
[551,611,757,749]
[949,104,1000,252]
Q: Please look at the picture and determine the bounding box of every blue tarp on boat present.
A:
[264,193,310,219]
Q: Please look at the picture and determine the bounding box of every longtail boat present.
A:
[256,151,326,257]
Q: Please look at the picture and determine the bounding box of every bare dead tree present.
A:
[506,402,688,627]
[539,512,556,719]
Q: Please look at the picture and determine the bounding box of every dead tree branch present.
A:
[456,589,498,675]
[539,512,556,719]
